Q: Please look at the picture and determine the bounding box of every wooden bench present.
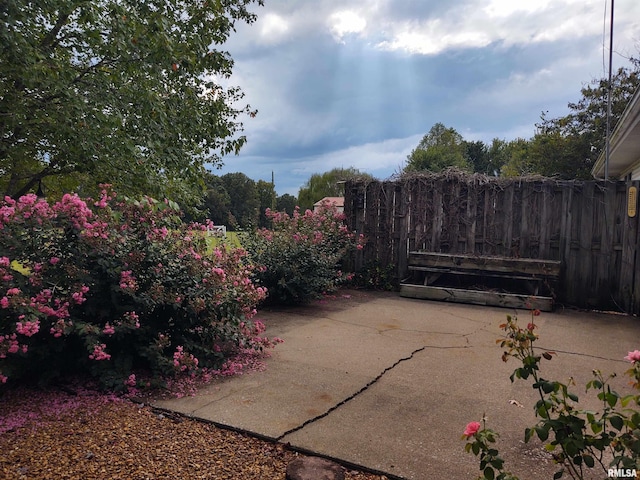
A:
[400,252,561,311]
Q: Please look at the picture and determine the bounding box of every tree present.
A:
[256,179,276,228]
[405,123,471,173]
[0,0,262,208]
[203,172,232,226]
[499,139,534,177]
[221,173,258,230]
[276,194,297,216]
[297,167,373,211]
[524,61,640,179]
[486,138,512,175]
[463,140,491,175]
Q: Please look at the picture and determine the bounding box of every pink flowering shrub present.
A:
[0,188,277,390]
[242,201,365,304]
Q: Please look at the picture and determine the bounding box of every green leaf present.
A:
[484,466,495,480]
[590,379,603,389]
[610,415,624,431]
[524,427,533,442]
[591,420,603,434]
[553,469,564,479]
[620,395,636,407]
[535,426,549,441]
[583,455,595,468]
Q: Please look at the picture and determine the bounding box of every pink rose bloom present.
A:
[624,350,640,363]
[463,421,481,437]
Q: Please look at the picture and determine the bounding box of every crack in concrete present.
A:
[275,343,468,442]
[275,345,427,441]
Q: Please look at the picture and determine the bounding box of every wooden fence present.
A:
[344,173,640,314]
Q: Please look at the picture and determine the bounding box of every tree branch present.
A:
[40,11,72,50]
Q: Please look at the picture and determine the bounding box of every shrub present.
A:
[242,202,364,305]
[353,261,396,291]
[0,188,278,390]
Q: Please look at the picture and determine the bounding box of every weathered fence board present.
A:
[345,174,640,314]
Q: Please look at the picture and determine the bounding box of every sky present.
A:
[213,0,640,197]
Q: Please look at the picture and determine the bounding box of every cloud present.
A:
[216,0,640,198]
[329,10,367,41]
[482,0,553,18]
[259,13,290,44]
[218,135,419,196]
[315,0,606,56]
[292,135,419,176]
[376,22,493,55]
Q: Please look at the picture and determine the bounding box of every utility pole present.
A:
[605,0,614,181]
[271,170,276,210]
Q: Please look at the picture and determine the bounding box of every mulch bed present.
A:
[0,387,387,480]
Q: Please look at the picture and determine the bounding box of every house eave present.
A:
[592,86,640,179]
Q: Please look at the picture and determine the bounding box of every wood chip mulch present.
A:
[0,388,388,480]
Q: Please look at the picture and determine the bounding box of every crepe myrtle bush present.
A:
[463,312,640,480]
[241,201,365,305]
[0,187,278,390]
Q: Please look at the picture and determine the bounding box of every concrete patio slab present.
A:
[154,290,640,479]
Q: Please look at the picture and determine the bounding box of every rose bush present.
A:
[0,188,279,391]
[464,313,640,480]
[241,201,364,305]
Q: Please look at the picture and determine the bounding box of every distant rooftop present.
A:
[313,196,344,207]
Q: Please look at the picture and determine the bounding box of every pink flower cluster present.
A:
[124,373,136,387]
[0,195,53,228]
[122,311,140,329]
[71,285,90,305]
[119,270,138,292]
[0,333,27,357]
[102,323,115,335]
[30,289,70,320]
[15,320,40,337]
[52,193,93,230]
[88,343,111,361]
[173,346,199,373]
[94,185,114,209]
[49,319,72,338]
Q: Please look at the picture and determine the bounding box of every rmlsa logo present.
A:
[607,468,638,478]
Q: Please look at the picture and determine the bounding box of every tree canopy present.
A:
[297,167,374,210]
[0,0,262,208]
[276,193,297,216]
[520,63,640,179]
[405,60,639,180]
[404,123,471,173]
[202,172,298,230]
